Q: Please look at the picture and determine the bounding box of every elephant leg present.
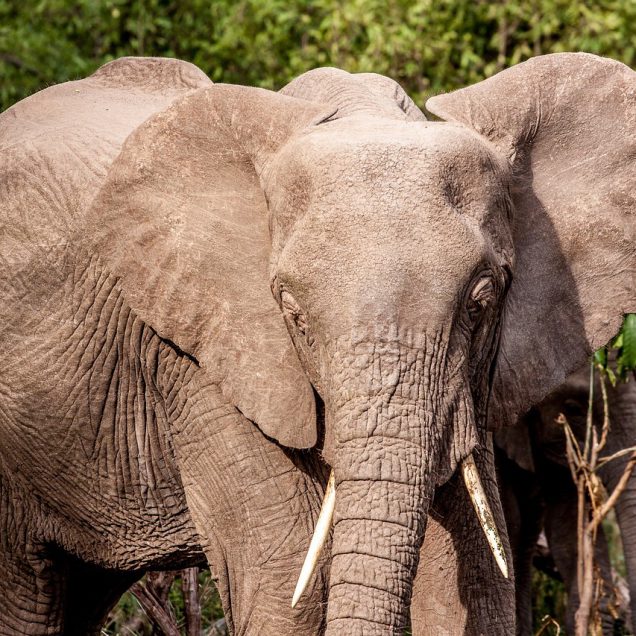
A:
[0,508,135,635]
[411,442,515,636]
[168,375,328,636]
[495,448,544,636]
[0,477,64,634]
[614,488,636,634]
[0,538,65,635]
[62,558,140,635]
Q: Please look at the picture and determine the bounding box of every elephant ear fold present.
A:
[89,85,336,448]
[427,53,636,431]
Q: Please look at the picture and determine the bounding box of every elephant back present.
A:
[0,57,211,271]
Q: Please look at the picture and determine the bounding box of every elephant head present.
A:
[85,54,634,633]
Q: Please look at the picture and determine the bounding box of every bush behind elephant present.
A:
[0,52,634,634]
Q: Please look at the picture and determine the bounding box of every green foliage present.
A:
[532,569,566,634]
[102,570,224,635]
[595,315,636,385]
[615,314,636,377]
[2,0,636,111]
[103,590,143,635]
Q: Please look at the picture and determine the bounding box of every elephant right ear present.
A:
[427,53,636,433]
[88,86,336,448]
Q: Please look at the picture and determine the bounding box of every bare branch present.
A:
[572,362,633,635]
[535,614,562,635]
[560,414,582,479]
[582,361,595,460]
[130,580,180,636]
[592,451,636,530]
[182,567,202,636]
[597,445,636,469]
[596,371,610,453]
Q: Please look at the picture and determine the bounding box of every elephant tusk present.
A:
[461,454,509,579]
[292,469,336,608]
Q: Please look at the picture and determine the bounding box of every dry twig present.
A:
[558,362,636,636]
[182,567,202,636]
[130,568,204,636]
[535,614,562,635]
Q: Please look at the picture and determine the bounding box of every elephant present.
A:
[0,51,634,635]
[496,365,636,635]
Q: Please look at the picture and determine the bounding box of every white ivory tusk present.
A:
[291,470,336,608]
[461,454,509,579]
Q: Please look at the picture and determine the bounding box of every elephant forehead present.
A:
[295,118,508,190]
[276,120,510,264]
[270,118,512,241]
[279,202,489,309]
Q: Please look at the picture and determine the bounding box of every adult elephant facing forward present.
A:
[0,52,634,635]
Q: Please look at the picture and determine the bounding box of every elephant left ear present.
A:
[427,53,636,431]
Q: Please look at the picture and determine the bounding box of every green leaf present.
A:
[593,346,607,369]
[618,313,636,373]
[612,332,624,349]
[606,366,617,387]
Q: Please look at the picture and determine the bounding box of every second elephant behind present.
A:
[497,365,636,635]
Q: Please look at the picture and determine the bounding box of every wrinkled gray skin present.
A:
[497,367,636,636]
[0,53,634,635]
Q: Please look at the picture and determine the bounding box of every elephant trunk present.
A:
[325,458,431,634]
[323,370,437,635]
[290,335,507,632]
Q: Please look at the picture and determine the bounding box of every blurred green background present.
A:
[2,1,635,633]
[2,0,636,111]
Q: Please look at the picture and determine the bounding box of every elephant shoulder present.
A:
[88,56,211,93]
[1,57,211,151]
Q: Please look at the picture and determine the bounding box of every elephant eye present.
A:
[562,399,586,419]
[281,290,309,335]
[467,276,495,321]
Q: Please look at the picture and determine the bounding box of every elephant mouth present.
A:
[291,453,508,607]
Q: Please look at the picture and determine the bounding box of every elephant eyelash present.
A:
[467,275,496,320]
[294,313,309,336]
[280,290,313,343]
[471,276,495,300]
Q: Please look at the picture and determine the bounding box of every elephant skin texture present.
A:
[0,53,634,634]
[497,367,636,635]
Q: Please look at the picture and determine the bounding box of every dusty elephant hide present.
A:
[0,51,634,635]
